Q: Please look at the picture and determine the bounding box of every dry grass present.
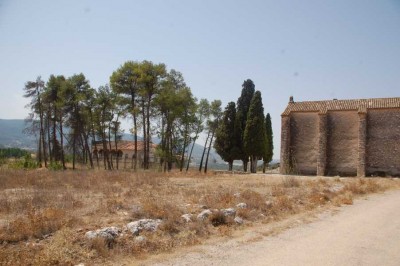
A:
[0,169,398,265]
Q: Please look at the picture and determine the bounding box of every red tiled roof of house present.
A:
[282,97,400,116]
[93,140,157,151]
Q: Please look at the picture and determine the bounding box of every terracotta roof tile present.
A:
[93,140,157,151]
[282,97,400,116]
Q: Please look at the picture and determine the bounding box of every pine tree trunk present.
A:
[114,131,119,170]
[204,130,215,173]
[38,95,47,168]
[146,95,152,170]
[164,120,171,172]
[168,135,173,171]
[179,129,188,172]
[186,137,197,172]
[46,113,52,163]
[199,131,210,172]
[132,94,138,171]
[142,102,147,169]
[92,129,100,169]
[52,113,57,161]
[37,137,42,167]
[108,126,114,169]
[72,129,76,170]
[83,132,93,169]
[59,118,66,170]
[160,117,165,170]
[37,133,42,167]
[133,118,137,171]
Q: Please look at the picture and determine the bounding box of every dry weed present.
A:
[0,207,68,243]
[240,189,266,210]
[282,176,301,188]
[0,169,397,265]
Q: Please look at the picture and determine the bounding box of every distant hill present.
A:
[0,119,224,166]
[121,132,224,165]
[0,119,37,150]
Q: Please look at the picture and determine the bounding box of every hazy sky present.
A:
[1,0,399,158]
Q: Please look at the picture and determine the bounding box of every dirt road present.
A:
[148,190,400,266]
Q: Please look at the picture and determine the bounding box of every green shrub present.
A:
[0,156,6,166]
[0,148,30,158]
[8,155,38,170]
[48,162,64,171]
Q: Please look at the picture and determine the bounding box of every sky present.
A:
[1,0,399,159]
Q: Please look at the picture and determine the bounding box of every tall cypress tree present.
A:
[236,79,255,171]
[214,102,239,171]
[243,91,266,173]
[263,113,273,173]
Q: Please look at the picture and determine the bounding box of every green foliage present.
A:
[244,91,266,158]
[110,61,141,98]
[48,162,64,171]
[111,60,168,170]
[0,148,30,158]
[237,79,255,122]
[8,154,39,169]
[0,156,5,166]
[214,102,239,166]
[236,79,255,163]
[155,69,197,171]
[22,60,214,171]
[264,113,273,164]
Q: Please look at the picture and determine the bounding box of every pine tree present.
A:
[243,91,266,173]
[23,76,47,168]
[186,99,210,171]
[110,61,141,170]
[263,113,273,173]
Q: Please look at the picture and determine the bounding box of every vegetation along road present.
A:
[150,190,400,266]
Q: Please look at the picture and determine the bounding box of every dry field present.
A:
[0,169,399,265]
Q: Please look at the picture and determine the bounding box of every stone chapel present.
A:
[280,97,400,177]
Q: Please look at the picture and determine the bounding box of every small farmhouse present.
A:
[280,97,400,177]
[92,140,158,167]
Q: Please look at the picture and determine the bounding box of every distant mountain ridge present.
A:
[0,119,37,150]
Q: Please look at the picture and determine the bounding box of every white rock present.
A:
[236,202,247,209]
[131,205,142,213]
[85,226,121,240]
[135,235,147,243]
[181,214,192,223]
[329,184,345,193]
[234,192,241,198]
[265,200,273,208]
[221,208,236,217]
[197,209,212,220]
[85,231,98,239]
[234,216,244,224]
[126,219,162,236]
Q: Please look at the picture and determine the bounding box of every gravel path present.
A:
[149,190,400,266]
